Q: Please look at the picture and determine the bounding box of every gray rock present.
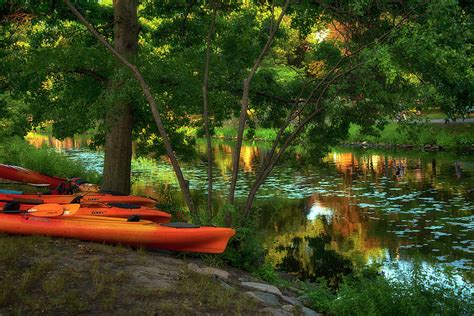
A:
[245,291,280,306]
[261,307,293,316]
[282,305,294,312]
[241,282,283,296]
[218,279,234,290]
[130,271,172,289]
[187,263,201,273]
[281,295,303,306]
[302,306,321,316]
[200,267,230,280]
[187,263,230,280]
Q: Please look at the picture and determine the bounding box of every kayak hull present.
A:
[0,202,172,223]
[0,193,158,208]
[0,164,65,187]
[0,214,235,254]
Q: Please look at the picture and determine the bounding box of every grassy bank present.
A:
[347,123,474,152]
[0,137,100,183]
[0,235,262,315]
[191,122,473,152]
[214,127,277,141]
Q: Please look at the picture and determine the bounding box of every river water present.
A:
[26,133,473,291]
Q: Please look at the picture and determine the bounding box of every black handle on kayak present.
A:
[2,209,23,214]
[0,198,44,205]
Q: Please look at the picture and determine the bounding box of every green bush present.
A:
[0,137,100,183]
[305,266,472,316]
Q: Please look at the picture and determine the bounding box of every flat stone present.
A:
[200,267,230,280]
[281,295,303,306]
[282,305,294,312]
[130,271,172,289]
[302,306,321,316]
[187,263,201,273]
[241,282,282,296]
[260,307,293,316]
[219,280,234,290]
[245,291,280,306]
[187,263,230,280]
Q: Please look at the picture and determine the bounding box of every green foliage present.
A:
[2,0,471,165]
[0,94,30,138]
[304,265,472,316]
[252,262,280,284]
[220,225,265,272]
[347,122,474,151]
[0,137,100,183]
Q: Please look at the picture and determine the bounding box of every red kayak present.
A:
[0,193,158,208]
[0,212,235,254]
[0,164,65,187]
[0,202,171,223]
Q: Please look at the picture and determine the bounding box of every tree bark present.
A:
[227,0,290,205]
[65,0,196,213]
[101,0,139,194]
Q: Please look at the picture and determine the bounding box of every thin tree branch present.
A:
[242,7,417,216]
[66,68,109,83]
[244,62,363,218]
[228,0,290,205]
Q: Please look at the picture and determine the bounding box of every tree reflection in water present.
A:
[277,234,353,286]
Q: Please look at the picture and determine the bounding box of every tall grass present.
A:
[0,137,100,183]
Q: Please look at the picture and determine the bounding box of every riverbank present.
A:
[346,123,474,153]
[1,234,470,315]
[0,234,317,315]
[210,122,474,153]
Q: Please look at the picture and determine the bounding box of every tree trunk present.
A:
[101,0,139,194]
[65,0,196,213]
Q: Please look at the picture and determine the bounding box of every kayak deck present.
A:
[0,213,235,254]
[0,202,171,223]
[0,193,158,208]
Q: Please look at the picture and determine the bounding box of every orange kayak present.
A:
[0,213,235,253]
[0,193,158,208]
[0,202,171,223]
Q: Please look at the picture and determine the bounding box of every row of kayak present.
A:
[0,164,235,254]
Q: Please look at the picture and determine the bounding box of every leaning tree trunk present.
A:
[101,0,139,194]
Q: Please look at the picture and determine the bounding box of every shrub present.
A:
[305,265,472,316]
[0,137,100,183]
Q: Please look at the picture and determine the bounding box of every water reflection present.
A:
[25,133,474,287]
[26,132,92,150]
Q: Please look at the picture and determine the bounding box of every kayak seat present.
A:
[71,196,83,204]
[127,215,141,222]
[109,203,141,209]
[160,222,200,229]
[3,201,21,212]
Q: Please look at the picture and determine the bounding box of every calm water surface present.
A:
[26,134,474,291]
